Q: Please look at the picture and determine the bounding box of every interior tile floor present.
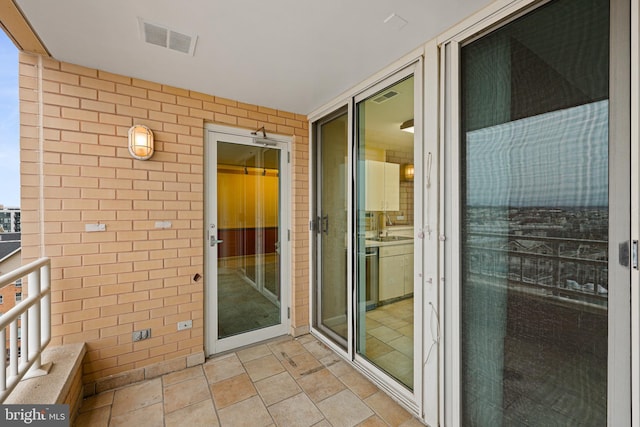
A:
[365,297,414,388]
[74,334,425,427]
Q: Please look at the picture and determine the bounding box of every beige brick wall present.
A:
[19,53,310,384]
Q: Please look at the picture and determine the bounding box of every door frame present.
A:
[312,106,350,350]
[352,62,424,413]
[308,54,431,421]
[204,124,292,355]
[438,0,632,425]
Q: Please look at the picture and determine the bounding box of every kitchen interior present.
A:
[358,76,415,389]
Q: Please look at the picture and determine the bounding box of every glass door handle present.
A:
[210,236,223,247]
[322,215,329,235]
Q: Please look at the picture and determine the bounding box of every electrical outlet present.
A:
[177,320,192,331]
[132,328,151,342]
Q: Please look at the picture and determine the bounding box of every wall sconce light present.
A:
[128,124,154,160]
[400,119,414,134]
[403,163,415,181]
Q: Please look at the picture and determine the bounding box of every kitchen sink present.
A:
[368,235,413,242]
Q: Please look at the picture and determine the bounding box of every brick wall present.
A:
[18,53,310,384]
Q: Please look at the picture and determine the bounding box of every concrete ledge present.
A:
[5,343,86,425]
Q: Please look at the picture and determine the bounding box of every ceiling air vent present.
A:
[138,18,198,56]
[372,90,399,104]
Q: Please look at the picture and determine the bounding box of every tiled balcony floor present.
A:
[74,334,425,427]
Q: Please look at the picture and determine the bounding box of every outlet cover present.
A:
[85,223,106,232]
[133,328,151,342]
[177,320,192,331]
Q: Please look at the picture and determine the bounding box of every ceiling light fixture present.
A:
[128,125,154,160]
[400,119,414,133]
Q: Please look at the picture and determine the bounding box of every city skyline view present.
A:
[0,31,19,208]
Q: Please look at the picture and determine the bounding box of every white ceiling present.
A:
[16,0,492,115]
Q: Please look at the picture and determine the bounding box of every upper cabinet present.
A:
[365,160,399,211]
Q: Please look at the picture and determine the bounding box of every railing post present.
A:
[41,263,50,346]
[0,329,5,391]
[27,269,41,373]
[0,258,52,402]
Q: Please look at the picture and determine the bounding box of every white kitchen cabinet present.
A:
[378,243,414,301]
[383,162,400,211]
[404,253,414,295]
[365,161,399,211]
[379,254,404,300]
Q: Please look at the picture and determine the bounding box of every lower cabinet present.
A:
[379,243,413,301]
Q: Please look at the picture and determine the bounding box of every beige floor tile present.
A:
[162,365,204,386]
[317,389,374,427]
[373,350,412,382]
[302,340,335,360]
[388,335,413,357]
[282,351,323,380]
[111,378,162,416]
[366,309,393,322]
[397,324,413,337]
[356,415,389,427]
[386,318,411,330]
[74,405,110,427]
[210,373,257,409]
[400,417,427,426]
[365,391,413,426]
[204,353,246,384]
[363,336,395,359]
[368,325,402,342]
[297,368,346,402]
[217,395,273,427]
[296,334,318,345]
[164,375,211,414]
[78,391,114,413]
[73,334,420,427]
[165,399,219,427]
[319,352,343,367]
[364,318,382,330]
[255,371,302,406]
[243,354,285,382]
[326,360,357,377]
[269,339,308,360]
[109,402,164,427]
[339,371,379,399]
[237,343,272,363]
[268,393,325,427]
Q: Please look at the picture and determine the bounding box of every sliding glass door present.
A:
[452,0,630,424]
[355,73,417,390]
[313,108,349,349]
[312,62,424,410]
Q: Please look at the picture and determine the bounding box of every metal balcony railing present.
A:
[466,233,608,307]
[0,257,51,402]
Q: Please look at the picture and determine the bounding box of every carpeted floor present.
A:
[217,266,280,338]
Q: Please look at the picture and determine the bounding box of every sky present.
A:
[0,32,19,208]
[466,100,608,207]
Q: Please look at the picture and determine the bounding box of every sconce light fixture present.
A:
[128,124,154,160]
[403,163,415,181]
[400,119,414,134]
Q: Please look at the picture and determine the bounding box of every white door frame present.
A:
[204,124,292,355]
[350,61,424,416]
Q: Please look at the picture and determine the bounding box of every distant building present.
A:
[0,206,20,233]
